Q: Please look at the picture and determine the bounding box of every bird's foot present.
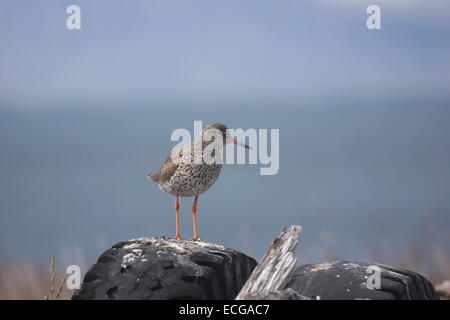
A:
[188,237,203,242]
[173,235,183,240]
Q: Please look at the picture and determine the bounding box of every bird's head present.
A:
[202,123,251,149]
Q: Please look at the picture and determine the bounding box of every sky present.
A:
[0,0,449,105]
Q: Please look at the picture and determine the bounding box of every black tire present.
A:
[72,237,257,300]
[283,261,440,300]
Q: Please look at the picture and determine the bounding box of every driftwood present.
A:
[235,225,302,300]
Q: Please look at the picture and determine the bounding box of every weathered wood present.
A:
[235,225,302,300]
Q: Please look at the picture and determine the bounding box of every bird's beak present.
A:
[227,137,252,149]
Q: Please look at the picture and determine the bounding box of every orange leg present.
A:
[174,195,182,240]
[192,195,199,240]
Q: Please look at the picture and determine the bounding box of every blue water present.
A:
[1,100,449,269]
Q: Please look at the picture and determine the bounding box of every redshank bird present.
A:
[148,123,250,241]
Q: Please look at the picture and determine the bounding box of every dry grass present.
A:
[0,255,74,300]
[43,257,68,300]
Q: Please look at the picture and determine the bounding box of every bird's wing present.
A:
[149,145,185,183]
[159,153,180,182]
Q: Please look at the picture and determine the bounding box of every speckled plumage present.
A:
[148,123,227,197]
[157,161,222,197]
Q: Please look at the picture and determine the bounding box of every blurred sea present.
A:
[1,99,449,273]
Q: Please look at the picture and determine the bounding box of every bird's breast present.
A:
[164,164,222,197]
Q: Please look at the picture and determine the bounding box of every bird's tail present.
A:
[147,173,156,182]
